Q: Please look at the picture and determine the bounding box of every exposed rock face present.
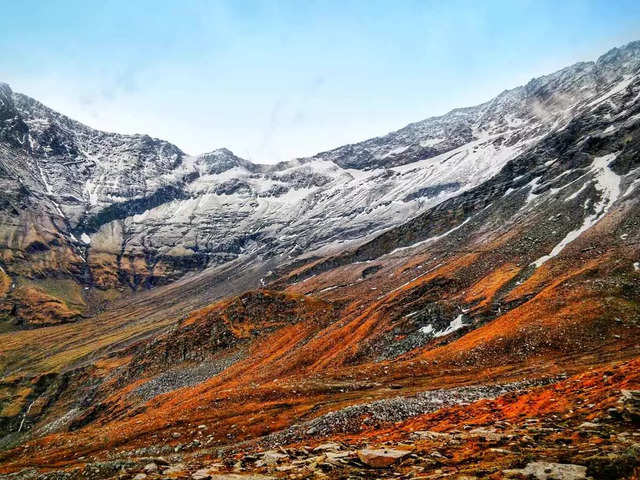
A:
[1,285,83,327]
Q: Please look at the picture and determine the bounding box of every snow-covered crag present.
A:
[1,41,640,326]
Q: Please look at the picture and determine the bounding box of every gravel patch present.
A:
[130,350,246,401]
[258,377,560,446]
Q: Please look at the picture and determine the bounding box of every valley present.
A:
[1,41,640,479]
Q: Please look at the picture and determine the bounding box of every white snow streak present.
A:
[564,180,592,202]
[433,314,466,337]
[36,162,53,195]
[419,324,434,335]
[532,153,621,268]
[18,401,35,433]
[419,315,466,337]
[586,75,636,109]
[388,216,473,255]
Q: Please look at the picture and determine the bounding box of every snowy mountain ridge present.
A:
[1,40,640,325]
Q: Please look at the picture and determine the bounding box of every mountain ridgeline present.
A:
[1,41,639,328]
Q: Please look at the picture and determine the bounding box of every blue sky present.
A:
[2,1,639,163]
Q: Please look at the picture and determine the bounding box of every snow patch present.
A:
[381,145,410,158]
[522,177,542,206]
[564,180,592,202]
[36,161,53,195]
[586,75,636,109]
[83,178,99,206]
[80,233,91,244]
[532,153,621,268]
[419,138,445,148]
[434,314,466,337]
[419,324,434,335]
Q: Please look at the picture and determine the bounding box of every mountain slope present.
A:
[1,41,639,329]
[0,40,640,478]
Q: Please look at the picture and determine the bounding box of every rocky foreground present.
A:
[2,361,639,480]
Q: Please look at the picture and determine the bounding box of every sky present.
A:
[1,1,639,164]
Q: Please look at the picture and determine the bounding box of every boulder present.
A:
[577,421,600,430]
[191,467,230,479]
[312,442,342,452]
[504,462,587,480]
[467,427,507,442]
[192,469,214,480]
[618,390,640,423]
[163,464,188,478]
[411,430,452,441]
[357,448,411,468]
[586,447,640,479]
[255,450,288,467]
[210,475,275,480]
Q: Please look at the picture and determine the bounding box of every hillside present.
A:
[0,41,640,479]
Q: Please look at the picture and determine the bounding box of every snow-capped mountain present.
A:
[1,41,640,326]
[3,36,640,475]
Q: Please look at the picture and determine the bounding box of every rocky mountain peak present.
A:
[0,82,12,104]
[197,147,253,174]
[596,39,640,68]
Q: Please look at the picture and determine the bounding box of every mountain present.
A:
[0,41,640,478]
[3,41,640,329]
